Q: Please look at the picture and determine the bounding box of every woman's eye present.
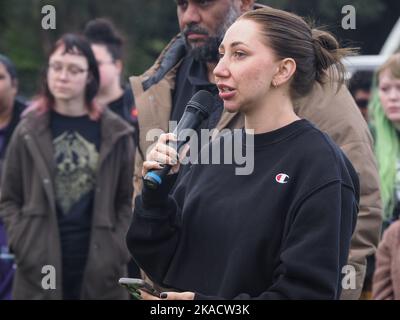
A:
[233,51,246,58]
[380,86,389,92]
[198,0,213,8]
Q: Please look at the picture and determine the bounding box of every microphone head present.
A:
[187,90,214,119]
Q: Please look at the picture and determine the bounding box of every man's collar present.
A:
[187,57,213,87]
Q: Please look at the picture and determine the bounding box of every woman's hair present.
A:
[83,18,124,61]
[240,8,354,99]
[369,53,400,219]
[36,33,101,120]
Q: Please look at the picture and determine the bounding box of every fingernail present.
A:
[160,292,168,299]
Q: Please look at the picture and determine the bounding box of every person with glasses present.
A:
[0,34,135,299]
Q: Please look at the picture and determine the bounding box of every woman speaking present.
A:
[126,7,360,300]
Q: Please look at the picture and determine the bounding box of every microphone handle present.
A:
[143,164,173,190]
[143,136,190,190]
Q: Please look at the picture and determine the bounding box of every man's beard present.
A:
[188,35,221,63]
[183,5,241,63]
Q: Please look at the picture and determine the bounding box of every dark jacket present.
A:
[0,108,134,299]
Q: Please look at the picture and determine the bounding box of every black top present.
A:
[108,86,139,147]
[127,119,360,300]
[50,110,101,300]
[108,86,137,128]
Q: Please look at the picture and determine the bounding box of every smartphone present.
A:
[118,278,161,299]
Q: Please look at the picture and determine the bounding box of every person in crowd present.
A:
[0,53,26,300]
[371,53,400,300]
[373,217,400,300]
[130,0,382,299]
[0,54,26,183]
[0,34,134,299]
[83,18,138,134]
[349,69,376,294]
[349,70,374,123]
[348,70,375,299]
[369,53,400,226]
[127,7,360,300]
[84,17,140,279]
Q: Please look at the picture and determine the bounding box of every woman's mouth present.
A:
[217,84,236,100]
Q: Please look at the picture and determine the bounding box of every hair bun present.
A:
[84,18,123,46]
[312,29,340,70]
[312,29,339,51]
[310,28,352,83]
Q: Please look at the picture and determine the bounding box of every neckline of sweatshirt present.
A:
[242,119,312,149]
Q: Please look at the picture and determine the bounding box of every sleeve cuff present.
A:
[141,173,178,209]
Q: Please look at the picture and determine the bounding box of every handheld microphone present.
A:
[143,90,214,190]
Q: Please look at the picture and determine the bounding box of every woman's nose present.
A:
[58,68,69,80]
[388,87,400,101]
[213,58,230,79]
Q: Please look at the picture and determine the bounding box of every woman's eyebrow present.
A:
[219,41,250,51]
[230,41,249,48]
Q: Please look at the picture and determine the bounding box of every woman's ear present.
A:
[115,60,123,74]
[273,58,296,87]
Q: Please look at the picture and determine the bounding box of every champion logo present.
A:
[275,173,290,184]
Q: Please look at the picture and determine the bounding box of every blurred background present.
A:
[0,0,399,98]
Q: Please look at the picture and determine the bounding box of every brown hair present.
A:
[377,52,400,81]
[240,8,355,99]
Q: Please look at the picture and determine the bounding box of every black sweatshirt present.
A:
[126,119,360,300]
